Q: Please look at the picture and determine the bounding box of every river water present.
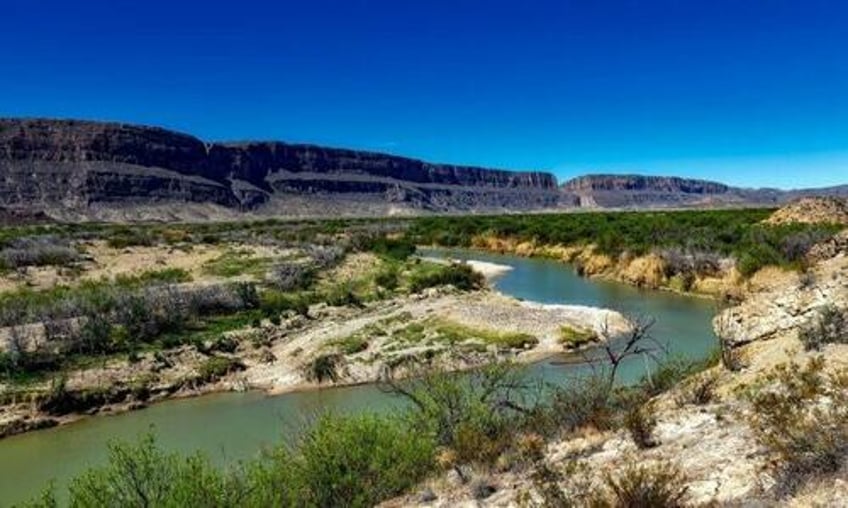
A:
[0,249,717,505]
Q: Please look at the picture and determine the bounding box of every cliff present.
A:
[2,119,846,221]
[561,174,768,208]
[0,118,559,220]
[561,174,848,209]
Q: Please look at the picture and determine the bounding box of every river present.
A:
[0,249,717,505]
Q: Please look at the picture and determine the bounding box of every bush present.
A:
[0,235,80,270]
[625,403,658,449]
[558,325,597,349]
[799,304,848,351]
[674,372,718,407]
[65,433,247,506]
[197,356,244,383]
[736,243,782,277]
[305,353,343,383]
[408,263,484,293]
[597,462,689,508]
[265,262,314,292]
[293,414,435,507]
[747,357,848,496]
[260,290,311,318]
[374,265,400,290]
[388,363,530,467]
[106,228,155,249]
[367,236,417,261]
[324,284,362,307]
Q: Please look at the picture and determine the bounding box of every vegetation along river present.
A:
[0,249,717,504]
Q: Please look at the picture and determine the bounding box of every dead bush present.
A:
[625,402,658,449]
[595,461,689,508]
[675,372,718,407]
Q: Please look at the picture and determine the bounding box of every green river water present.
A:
[0,249,717,505]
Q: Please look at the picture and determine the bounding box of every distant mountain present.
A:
[0,118,558,221]
[560,174,848,209]
[0,118,845,222]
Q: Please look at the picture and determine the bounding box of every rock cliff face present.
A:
[2,119,846,221]
[0,118,559,220]
[561,174,848,209]
[561,174,766,208]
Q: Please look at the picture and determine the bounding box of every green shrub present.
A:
[332,335,370,355]
[558,325,597,349]
[367,236,416,261]
[408,210,841,278]
[324,283,362,307]
[389,363,528,467]
[305,353,343,383]
[197,356,244,382]
[374,264,400,290]
[408,263,484,293]
[66,433,247,506]
[106,229,155,249]
[260,290,312,318]
[293,414,435,507]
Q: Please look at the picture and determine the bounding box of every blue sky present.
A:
[2,0,847,189]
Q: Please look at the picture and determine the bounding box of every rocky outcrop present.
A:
[0,118,559,220]
[764,197,848,225]
[716,237,848,346]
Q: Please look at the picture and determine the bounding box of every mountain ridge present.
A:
[0,118,845,221]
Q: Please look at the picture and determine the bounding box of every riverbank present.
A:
[462,235,742,299]
[385,225,848,506]
[0,258,629,440]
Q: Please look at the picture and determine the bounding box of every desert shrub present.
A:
[265,262,314,292]
[293,413,436,507]
[540,374,617,434]
[674,372,718,407]
[202,249,267,278]
[408,263,484,293]
[66,433,247,506]
[780,230,830,263]
[332,335,369,355]
[374,264,400,290]
[387,363,532,467]
[36,374,70,415]
[747,357,848,496]
[115,267,192,286]
[105,228,155,249]
[799,304,848,351]
[197,356,244,383]
[367,236,416,261]
[596,462,689,508]
[625,403,658,449]
[639,355,713,397]
[305,353,344,383]
[736,243,782,277]
[0,235,80,270]
[260,290,311,318]
[324,283,362,307]
[305,244,346,269]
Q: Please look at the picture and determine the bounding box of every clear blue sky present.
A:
[3,0,847,189]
